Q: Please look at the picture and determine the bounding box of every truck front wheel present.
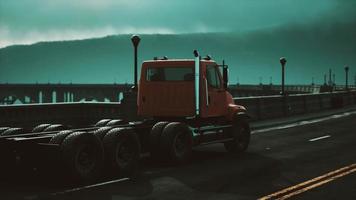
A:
[224,121,250,153]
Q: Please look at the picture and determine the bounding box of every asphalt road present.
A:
[1,110,355,200]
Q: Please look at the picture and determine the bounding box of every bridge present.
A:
[0,83,132,104]
[2,83,352,105]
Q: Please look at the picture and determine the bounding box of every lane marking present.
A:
[50,177,130,196]
[277,167,356,200]
[251,110,356,134]
[258,163,356,200]
[309,135,331,142]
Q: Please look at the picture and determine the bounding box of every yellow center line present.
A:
[277,167,356,200]
[259,163,356,200]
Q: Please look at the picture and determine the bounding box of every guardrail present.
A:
[0,102,124,128]
[0,90,355,127]
[234,91,356,120]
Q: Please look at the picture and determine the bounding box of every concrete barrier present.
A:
[260,96,286,119]
[234,90,356,121]
[0,102,124,128]
[0,90,355,127]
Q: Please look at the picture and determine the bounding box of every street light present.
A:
[280,57,287,95]
[131,35,141,91]
[344,65,349,90]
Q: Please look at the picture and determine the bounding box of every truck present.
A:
[0,36,250,183]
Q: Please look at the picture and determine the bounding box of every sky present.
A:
[1,0,355,48]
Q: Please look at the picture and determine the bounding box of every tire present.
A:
[49,130,74,145]
[32,124,51,133]
[224,120,251,153]
[160,122,193,164]
[102,128,140,177]
[95,119,111,127]
[61,131,104,183]
[149,121,169,160]
[1,128,24,136]
[0,127,10,135]
[43,124,65,132]
[106,119,126,126]
[93,126,112,141]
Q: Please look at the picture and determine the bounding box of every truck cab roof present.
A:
[142,59,217,66]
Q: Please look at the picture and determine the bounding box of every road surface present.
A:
[1,110,355,200]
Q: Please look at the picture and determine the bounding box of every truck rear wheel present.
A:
[224,121,250,153]
[161,122,192,164]
[149,121,169,160]
[1,128,24,136]
[95,119,111,127]
[102,128,140,177]
[32,124,51,133]
[61,131,104,183]
[49,130,74,145]
[93,126,112,141]
[0,127,10,135]
[43,124,65,132]
[106,119,126,126]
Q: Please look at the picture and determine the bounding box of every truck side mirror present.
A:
[218,60,228,90]
[223,66,228,89]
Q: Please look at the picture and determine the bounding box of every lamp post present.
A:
[131,35,141,90]
[344,65,349,90]
[280,57,287,95]
[332,73,336,91]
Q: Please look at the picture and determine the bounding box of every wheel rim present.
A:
[236,126,249,149]
[115,140,135,167]
[173,131,188,157]
[75,145,96,174]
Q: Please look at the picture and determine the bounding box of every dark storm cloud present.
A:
[1,0,350,47]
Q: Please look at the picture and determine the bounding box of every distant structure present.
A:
[0,83,132,104]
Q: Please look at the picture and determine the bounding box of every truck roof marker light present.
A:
[204,55,211,60]
[194,50,200,116]
[193,50,199,57]
[153,56,168,60]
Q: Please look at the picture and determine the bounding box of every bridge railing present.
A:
[234,90,356,120]
[0,102,124,128]
[0,90,355,127]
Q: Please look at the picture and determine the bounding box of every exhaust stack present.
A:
[194,50,200,116]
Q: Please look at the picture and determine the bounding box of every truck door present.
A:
[205,65,227,117]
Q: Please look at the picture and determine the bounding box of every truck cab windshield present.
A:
[146,67,194,81]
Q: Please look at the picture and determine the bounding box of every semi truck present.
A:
[0,36,250,183]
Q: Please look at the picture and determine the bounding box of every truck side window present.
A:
[206,66,221,88]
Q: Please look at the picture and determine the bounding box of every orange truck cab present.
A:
[138,54,246,122]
